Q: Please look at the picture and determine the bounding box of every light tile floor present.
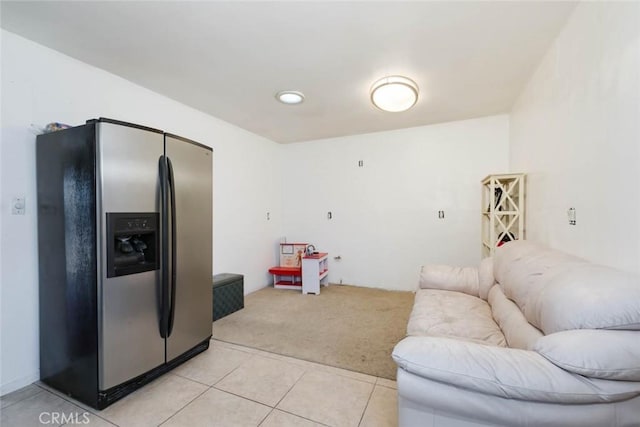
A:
[0,339,397,427]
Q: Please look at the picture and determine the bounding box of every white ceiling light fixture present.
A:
[276,90,305,105]
[370,76,419,112]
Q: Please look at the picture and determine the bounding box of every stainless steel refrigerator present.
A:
[36,118,213,409]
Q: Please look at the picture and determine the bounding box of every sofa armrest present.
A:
[419,264,479,297]
[392,336,640,404]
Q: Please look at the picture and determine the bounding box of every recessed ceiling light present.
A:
[276,91,305,105]
[370,76,419,112]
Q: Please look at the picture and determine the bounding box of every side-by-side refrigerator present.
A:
[37,118,213,409]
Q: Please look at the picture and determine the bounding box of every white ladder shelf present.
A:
[481,173,526,257]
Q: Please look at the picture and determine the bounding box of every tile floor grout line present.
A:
[210,385,277,409]
[374,376,398,390]
[11,351,395,427]
[244,347,379,386]
[357,382,377,427]
[374,383,397,391]
[256,407,276,427]
[156,385,211,426]
[213,339,380,385]
[170,343,258,388]
[76,406,118,427]
[275,408,333,427]
[170,372,214,388]
[39,351,265,427]
[0,387,44,411]
[35,382,106,419]
[34,386,119,426]
[39,376,210,427]
[215,341,311,366]
[11,387,116,427]
[272,368,368,427]
[211,339,262,356]
[204,353,380,426]
[375,376,398,384]
[212,350,332,424]
[315,367,377,386]
[60,406,119,427]
[270,365,309,409]
[211,353,258,387]
[211,339,259,355]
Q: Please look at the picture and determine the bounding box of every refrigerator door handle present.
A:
[158,155,169,339]
[167,156,177,336]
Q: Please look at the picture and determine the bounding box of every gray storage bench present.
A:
[212,273,244,321]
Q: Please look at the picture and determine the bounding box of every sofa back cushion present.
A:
[488,285,543,350]
[478,256,495,300]
[534,330,640,381]
[419,264,478,296]
[494,241,640,334]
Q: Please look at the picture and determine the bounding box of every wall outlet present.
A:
[12,197,25,215]
[567,207,576,225]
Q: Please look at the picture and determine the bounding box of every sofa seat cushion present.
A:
[407,289,506,347]
[393,336,640,404]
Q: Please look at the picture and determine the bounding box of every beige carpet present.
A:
[212,284,414,380]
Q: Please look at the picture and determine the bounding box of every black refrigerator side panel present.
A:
[37,123,99,407]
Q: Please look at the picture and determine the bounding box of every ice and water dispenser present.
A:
[106,213,159,277]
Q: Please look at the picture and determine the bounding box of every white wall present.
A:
[0,24,4,401]
[510,2,640,273]
[0,30,283,395]
[282,115,509,291]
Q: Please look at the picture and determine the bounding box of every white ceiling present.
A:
[1,1,576,143]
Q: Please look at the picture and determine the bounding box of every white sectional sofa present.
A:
[392,241,640,427]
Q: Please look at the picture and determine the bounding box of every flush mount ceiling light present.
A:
[276,90,305,105]
[370,76,419,112]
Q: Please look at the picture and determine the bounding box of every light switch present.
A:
[12,196,25,215]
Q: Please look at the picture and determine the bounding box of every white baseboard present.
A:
[0,370,40,396]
